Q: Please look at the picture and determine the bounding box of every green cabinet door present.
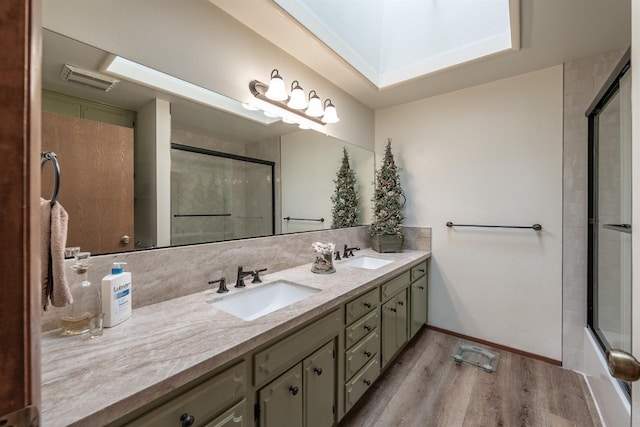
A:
[395,289,408,350]
[381,297,396,368]
[381,290,409,368]
[410,275,428,338]
[303,341,335,427]
[259,364,303,427]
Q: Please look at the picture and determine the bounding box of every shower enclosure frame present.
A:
[586,48,631,398]
[171,143,276,243]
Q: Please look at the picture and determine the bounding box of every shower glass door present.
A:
[588,62,631,395]
[170,145,275,245]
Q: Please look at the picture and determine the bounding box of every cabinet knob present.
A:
[419,268,426,273]
[120,235,131,245]
[389,307,397,313]
[179,413,195,427]
[364,351,372,358]
[418,286,425,290]
[363,379,371,386]
[364,302,372,309]
[289,386,299,396]
[398,301,404,306]
[314,367,323,376]
[364,325,372,332]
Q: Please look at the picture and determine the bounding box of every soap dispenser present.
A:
[101,262,132,327]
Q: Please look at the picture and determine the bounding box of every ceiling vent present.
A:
[60,64,120,92]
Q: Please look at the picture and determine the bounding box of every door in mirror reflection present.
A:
[42,112,134,254]
[171,145,275,245]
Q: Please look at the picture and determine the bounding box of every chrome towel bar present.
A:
[284,216,325,222]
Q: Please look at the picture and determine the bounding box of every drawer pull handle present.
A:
[314,367,323,376]
[419,268,426,273]
[364,302,372,309]
[363,379,371,386]
[418,286,425,290]
[364,325,372,332]
[389,307,397,313]
[398,301,404,306]
[364,351,372,358]
[180,413,195,427]
[289,386,299,396]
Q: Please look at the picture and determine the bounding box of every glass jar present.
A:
[59,252,101,336]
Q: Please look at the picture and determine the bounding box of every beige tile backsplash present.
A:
[41,225,430,332]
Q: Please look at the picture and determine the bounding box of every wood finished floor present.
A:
[339,329,601,427]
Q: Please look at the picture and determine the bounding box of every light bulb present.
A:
[264,69,287,101]
[305,90,324,117]
[321,99,339,123]
[287,80,308,109]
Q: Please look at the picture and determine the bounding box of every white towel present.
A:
[41,197,72,309]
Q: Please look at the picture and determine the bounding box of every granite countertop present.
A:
[41,249,430,427]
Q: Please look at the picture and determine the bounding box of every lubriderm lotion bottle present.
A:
[101,262,132,327]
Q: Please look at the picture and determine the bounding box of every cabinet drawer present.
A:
[345,330,379,381]
[345,288,378,325]
[126,361,246,427]
[380,270,410,301]
[254,309,341,385]
[344,358,380,412]
[203,399,246,427]
[345,309,378,348]
[411,261,428,281]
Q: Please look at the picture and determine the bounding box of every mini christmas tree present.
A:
[331,148,359,229]
[369,138,404,240]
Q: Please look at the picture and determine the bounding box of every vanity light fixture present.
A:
[248,69,339,132]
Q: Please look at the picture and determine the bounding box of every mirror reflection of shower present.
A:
[171,144,275,245]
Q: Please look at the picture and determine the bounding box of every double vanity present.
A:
[41,248,430,427]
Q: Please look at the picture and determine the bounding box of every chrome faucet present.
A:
[343,244,361,258]
[208,277,228,293]
[236,266,254,288]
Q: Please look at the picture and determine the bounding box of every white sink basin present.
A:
[207,281,320,321]
[341,256,393,270]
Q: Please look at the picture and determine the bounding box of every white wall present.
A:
[135,98,171,249]
[375,66,564,360]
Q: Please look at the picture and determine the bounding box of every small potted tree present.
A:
[369,139,404,252]
[331,148,359,229]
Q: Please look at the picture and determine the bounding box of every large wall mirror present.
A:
[41,29,374,256]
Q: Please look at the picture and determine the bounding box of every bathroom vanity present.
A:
[40,249,430,427]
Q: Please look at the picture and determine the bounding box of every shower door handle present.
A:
[606,349,640,381]
[602,224,632,234]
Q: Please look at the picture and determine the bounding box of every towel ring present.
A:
[41,151,60,206]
